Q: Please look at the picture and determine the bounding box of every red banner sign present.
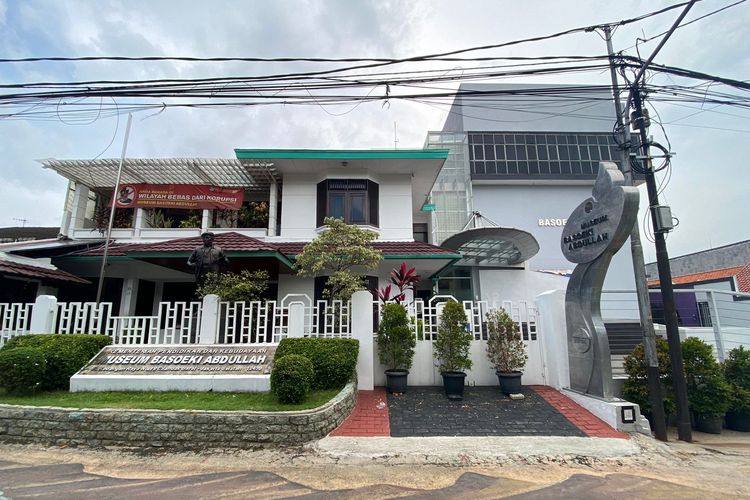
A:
[112,184,244,210]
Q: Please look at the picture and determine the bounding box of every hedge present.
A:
[271,354,315,404]
[275,338,359,390]
[1,334,112,391]
[0,347,47,395]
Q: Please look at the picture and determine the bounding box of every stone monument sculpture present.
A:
[187,232,229,285]
[561,162,639,399]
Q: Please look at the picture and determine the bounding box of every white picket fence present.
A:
[0,295,352,346]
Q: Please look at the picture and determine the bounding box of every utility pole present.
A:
[601,25,667,441]
[96,113,133,304]
[625,0,696,443]
[632,87,692,442]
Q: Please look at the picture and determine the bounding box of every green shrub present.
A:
[682,337,731,417]
[275,338,359,390]
[271,354,315,404]
[622,337,676,416]
[434,301,472,373]
[486,308,527,373]
[377,303,416,370]
[0,347,47,395]
[724,346,750,412]
[1,334,111,390]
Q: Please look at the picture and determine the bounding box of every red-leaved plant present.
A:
[374,263,420,305]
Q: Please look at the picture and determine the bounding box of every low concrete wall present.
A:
[0,383,356,450]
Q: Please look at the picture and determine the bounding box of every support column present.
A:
[199,294,220,344]
[708,291,725,362]
[268,180,278,237]
[29,295,58,334]
[133,208,145,239]
[201,209,211,233]
[351,290,374,390]
[68,183,90,235]
[119,278,139,316]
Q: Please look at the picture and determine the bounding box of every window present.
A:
[316,179,378,227]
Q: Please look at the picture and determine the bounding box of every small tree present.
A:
[295,217,382,301]
[197,270,269,302]
[434,301,472,373]
[725,346,750,414]
[377,303,416,371]
[486,309,527,373]
[623,337,676,417]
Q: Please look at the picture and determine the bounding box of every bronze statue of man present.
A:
[187,232,228,284]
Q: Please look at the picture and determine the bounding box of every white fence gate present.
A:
[375,296,544,387]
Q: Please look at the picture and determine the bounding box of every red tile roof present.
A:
[734,263,750,293]
[130,232,279,253]
[73,234,459,259]
[0,260,90,284]
[75,232,278,256]
[647,266,744,288]
[275,240,459,256]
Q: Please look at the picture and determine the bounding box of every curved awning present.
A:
[441,227,539,267]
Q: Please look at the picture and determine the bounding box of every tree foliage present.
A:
[724,346,750,412]
[623,337,675,416]
[295,217,382,301]
[682,337,731,417]
[197,270,269,302]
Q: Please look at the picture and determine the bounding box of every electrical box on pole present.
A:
[652,205,674,233]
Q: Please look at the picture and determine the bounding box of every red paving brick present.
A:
[330,388,390,437]
[531,385,629,439]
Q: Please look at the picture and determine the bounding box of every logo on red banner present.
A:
[112,184,244,211]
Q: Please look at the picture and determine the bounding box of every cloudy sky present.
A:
[1,0,748,262]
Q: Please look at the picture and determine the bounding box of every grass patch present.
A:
[0,388,341,412]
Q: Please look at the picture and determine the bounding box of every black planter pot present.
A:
[726,410,750,432]
[384,369,409,394]
[442,371,467,400]
[496,371,523,395]
[694,413,723,434]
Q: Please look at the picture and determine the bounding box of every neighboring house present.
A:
[646,240,750,327]
[423,83,642,308]
[0,226,60,243]
[0,251,88,303]
[25,150,461,315]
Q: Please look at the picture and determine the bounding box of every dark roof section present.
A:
[0,259,89,284]
[644,239,750,281]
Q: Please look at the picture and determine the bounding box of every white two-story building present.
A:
[29,150,460,315]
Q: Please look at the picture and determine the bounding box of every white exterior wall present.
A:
[377,174,413,241]
[478,269,568,307]
[472,184,637,291]
[279,174,318,240]
[278,172,414,241]
[277,274,314,299]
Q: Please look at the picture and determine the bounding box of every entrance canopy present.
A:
[441,227,539,267]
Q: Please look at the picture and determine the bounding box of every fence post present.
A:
[351,290,374,390]
[198,294,219,344]
[288,303,306,338]
[707,291,725,362]
[535,290,568,390]
[29,295,57,334]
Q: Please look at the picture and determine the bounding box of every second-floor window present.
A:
[317,179,379,227]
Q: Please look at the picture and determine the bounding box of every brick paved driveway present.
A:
[386,386,585,437]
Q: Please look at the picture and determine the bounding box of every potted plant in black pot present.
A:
[724,346,750,432]
[377,302,416,394]
[486,308,527,395]
[682,337,731,434]
[433,301,472,400]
